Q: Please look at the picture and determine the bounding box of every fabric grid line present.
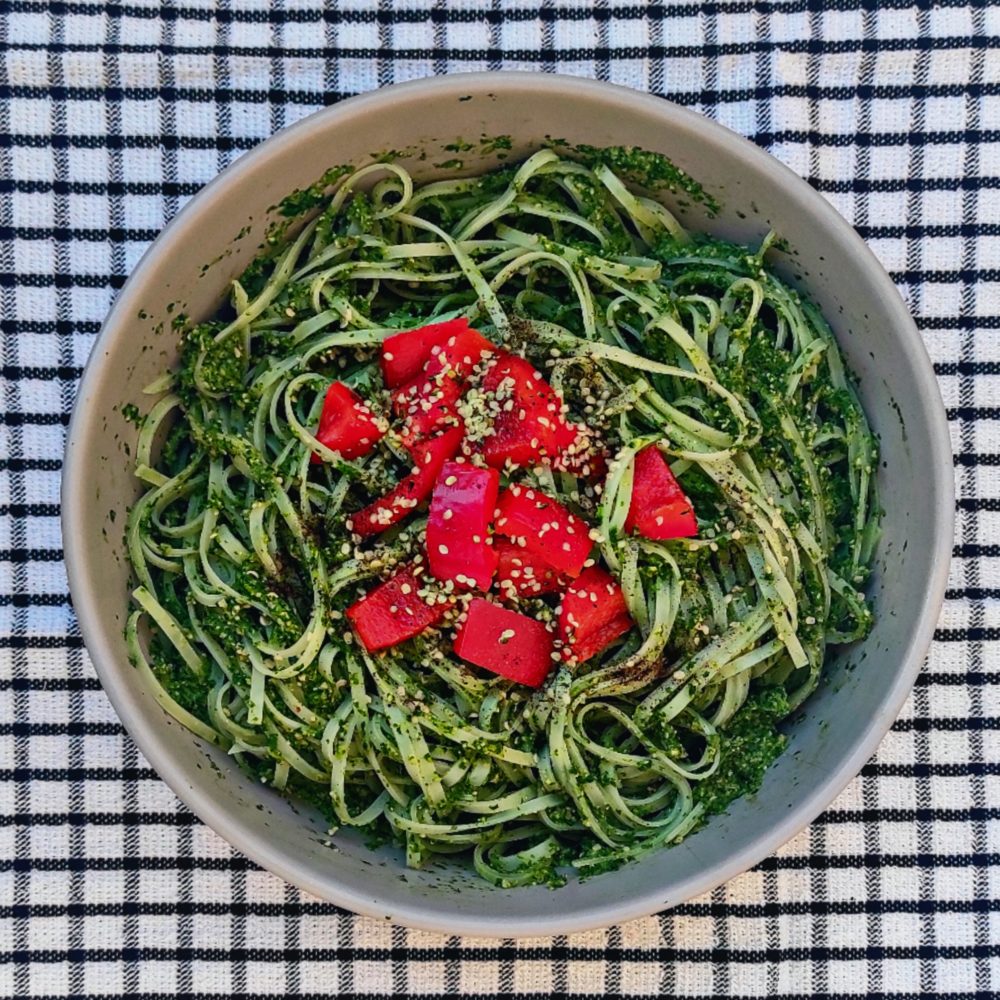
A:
[1,1,998,997]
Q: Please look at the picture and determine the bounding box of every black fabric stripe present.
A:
[3,941,998,964]
[0,635,83,648]
[1,225,161,242]
[0,594,69,607]
[0,272,127,288]
[934,627,1000,641]
[0,678,102,690]
[0,177,203,196]
[4,124,1000,153]
[952,494,1000,514]
[0,412,70,426]
[938,357,1000,372]
[4,76,1000,106]
[818,174,1000,196]
[1,365,85,379]
[949,408,1000,422]
[1,848,996,889]
[946,586,1000,599]
[916,671,1000,687]
[1,766,156,781]
[8,173,1000,201]
[0,502,61,516]
[954,453,1000,467]
[2,32,995,60]
[3,892,998,922]
[0,320,101,334]
[0,722,126,736]
[956,543,1000,557]
[923,317,1000,333]
[0,458,62,472]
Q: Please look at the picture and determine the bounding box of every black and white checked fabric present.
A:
[1,1,997,997]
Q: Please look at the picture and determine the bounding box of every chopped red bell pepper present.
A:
[392,372,464,450]
[494,485,593,577]
[427,462,499,590]
[389,327,495,453]
[552,421,608,479]
[479,353,574,469]
[423,327,496,381]
[556,447,608,480]
[570,614,633,664]
[494,539,567,599]
[453,598,555,688]
[346,567,449,652]
[558,566,633,663]
[553,417,579,453]
[349,425,464,537]
[624,444,698,540]
[380,317,473,388]
[310,381,385,464]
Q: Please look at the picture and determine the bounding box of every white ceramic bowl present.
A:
[63,74,953,936]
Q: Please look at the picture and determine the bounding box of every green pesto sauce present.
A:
[568,143,721,215]
[120,402,141,425]
[695,687,790,817]
[184,323,245,395]
[277,164,355,219]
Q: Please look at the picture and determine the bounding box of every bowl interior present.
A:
[64,74,952,935]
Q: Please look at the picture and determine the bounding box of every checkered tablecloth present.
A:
[2,1,997,997]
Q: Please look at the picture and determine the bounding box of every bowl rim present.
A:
[62,71,955,937]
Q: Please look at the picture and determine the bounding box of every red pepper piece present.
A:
[392,372,464,450]
[558,566,633,663]
[570,614,633,664]
[453,598,555,688]
[310,381,385,464]
[494,539,568,599]
[554,441,608,480]
[480,353,571,469]
[423,327,496,381]
[624,445,698,540]
[553,417,579,453]
[380,317,472,388]
[494,485,593,578]
[550,419,608,480]
[349,425,464,537]
[346,568,449,652]
[427,462,499,590]
[389,328,494,453]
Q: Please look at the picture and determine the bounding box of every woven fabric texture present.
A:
[2,1,998,997]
